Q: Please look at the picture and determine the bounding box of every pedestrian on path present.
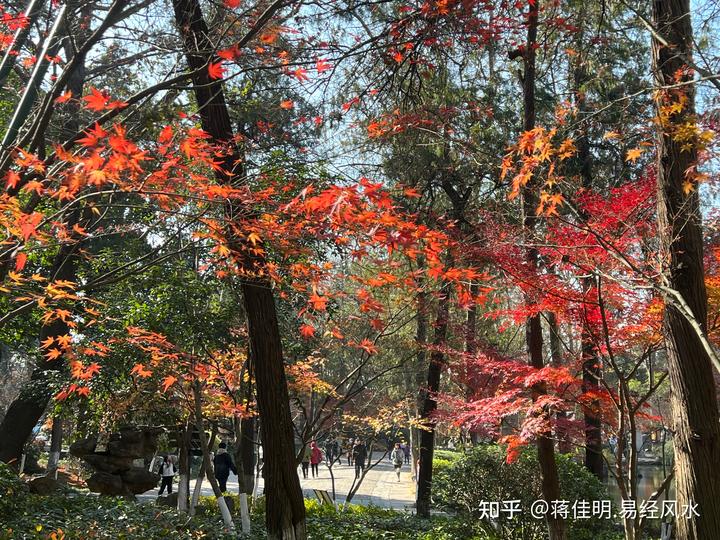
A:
[158,455,175,495]
[352,439,367,479]
[346,438,354,466]
[213,442,237,492]
[401,442,410,464]
[392,443,404,482]
[310,441,323,478]
[324,437,334,465]
[301,445,311,479]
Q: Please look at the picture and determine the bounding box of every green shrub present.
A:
[196,493,241,516]
[0,462,28,515]
[0,493,237,539]
[433,444,623,540]
[433,450,462,462]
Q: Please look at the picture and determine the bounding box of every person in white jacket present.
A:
[158,455,176,494]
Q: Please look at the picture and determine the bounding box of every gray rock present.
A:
[156,492,178,507]
[87,471,126,495]
[69,437,98,458]
[82,454,135,474]
[75,426,164,496]
[27,475,61,495]
[121,467,159,494]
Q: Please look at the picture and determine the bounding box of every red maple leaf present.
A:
[208,62,226,80]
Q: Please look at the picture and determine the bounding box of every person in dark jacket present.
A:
[352,439,367,478]
[213,442,237,493]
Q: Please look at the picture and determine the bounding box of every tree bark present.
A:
[47,416,62,477]
[519,2,566,538]
[652,1,720,538]
[192,383,235,532]
[177,421,191,513]
[572,51,604,480]
[416,279,449,518]
[171,0,305,536]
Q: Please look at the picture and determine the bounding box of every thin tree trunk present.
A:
[518,2,566,538]
[189,426,217,517]
[177,421,191,513]
[171,0,305,537]
[47,417,62,478]
[571,48,604,479]
[652,1,720,537]
[412,262,428,481]
[192,383,235,532]
[547,313,571,454]
[416,279,450,517]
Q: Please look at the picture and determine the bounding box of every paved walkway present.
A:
[139,452,416,510]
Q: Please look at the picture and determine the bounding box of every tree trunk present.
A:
[547,312,571,454]
[171,0,306,537]
[416,280,449,518]
[47,416,62,477]
[177,421,191,513]
[652,1,720,537]
[192,383,235,532]
[239,415,256,495]
[519,2,566,538]
[571,49,604,479]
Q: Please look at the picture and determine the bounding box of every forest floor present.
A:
[138,452,417,509]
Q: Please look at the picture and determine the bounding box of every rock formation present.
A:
[70,426,164,497]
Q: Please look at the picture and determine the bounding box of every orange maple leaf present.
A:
[626,147,644,162]
[55,90,72,104]
[161,375,178,392]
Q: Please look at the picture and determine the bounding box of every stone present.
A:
[121,467,159,494]
[75,426,164,496]
[82,454,134,474]
[87,471,126,496]
[69,437,98,458]
[107,439,144,458]
[156,492,178,507]
[27,475,61,495]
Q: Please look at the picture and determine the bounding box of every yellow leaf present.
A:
[603,131,620,140]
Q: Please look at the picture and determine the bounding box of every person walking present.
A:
[346,439,353,466]
[352,439,367,479]
[392,443,404,482]
[212,442,237,493]
[401,441,410,465]
[158,455,175,495]
[310,441,323,478]
[300,444,311,479]
[324,438,334,465]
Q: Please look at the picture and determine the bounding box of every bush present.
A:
[304,502,487,539]
[0,462,29,515]
[433,445,623,540]
[0,491,237,539]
